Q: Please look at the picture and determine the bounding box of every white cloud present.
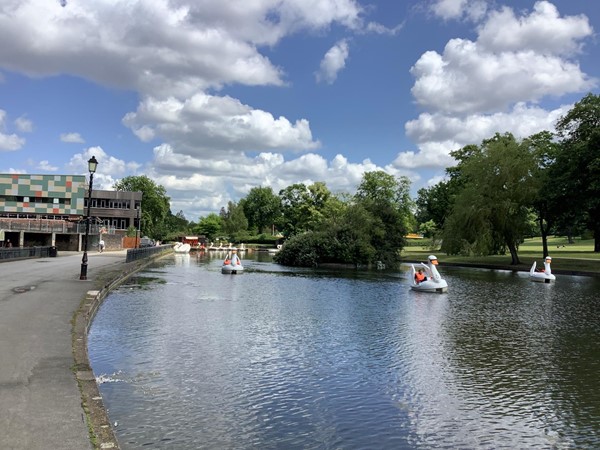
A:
[60,132,85,143]
[66,147,141,189]
[315,40,350,84]
[0,0,366,99]
[37,160,58,171]
[395,103,572,170]
[412,2,596,115]
[364,21,404,36]
[147,145,396,219]
[402,1,597,174]
[15,115,33,132]
[430,0,487,22]
[123,93,320,156]
[477,1,593,56]
[0,110,25,151]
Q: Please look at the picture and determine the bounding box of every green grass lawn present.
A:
[401,236,600,275]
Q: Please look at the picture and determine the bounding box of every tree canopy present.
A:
[113,175,171,240]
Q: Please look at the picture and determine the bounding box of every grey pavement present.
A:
[0,250,127,450]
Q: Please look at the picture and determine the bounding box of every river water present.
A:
[88,252,600,449]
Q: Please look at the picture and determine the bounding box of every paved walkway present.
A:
[0,250,127,450]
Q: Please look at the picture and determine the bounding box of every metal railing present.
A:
[0,246,53,261]
[0,218,115,234]
[126,244,171,263]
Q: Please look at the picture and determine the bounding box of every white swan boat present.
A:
[221,251,244,274]
[529,256,556,283]
[173,242,191,254]
[410,255,448,293]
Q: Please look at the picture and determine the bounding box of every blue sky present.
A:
[1,0,599,220]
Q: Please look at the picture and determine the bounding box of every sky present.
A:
[1,0,599,221]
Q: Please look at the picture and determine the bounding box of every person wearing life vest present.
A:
[224,256,231,265]
[414,268,426,283]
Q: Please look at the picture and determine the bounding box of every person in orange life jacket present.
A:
[224,255,231,265]
[414,268,427,283]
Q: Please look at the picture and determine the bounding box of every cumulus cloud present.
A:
[123,93,321,156]
[316,40,350,84]
[402,1,597,172]
[430,0,487,22]
[149,144,398,219]
[60,132,85,143]
[413,1,596,115]
[66,146,142,190]
[0,0,366,98]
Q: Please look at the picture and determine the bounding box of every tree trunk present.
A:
[507,241,521,265]
[539,216,549,258]
[566,225,574,244]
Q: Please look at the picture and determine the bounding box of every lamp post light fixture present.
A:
[80,156,98,280]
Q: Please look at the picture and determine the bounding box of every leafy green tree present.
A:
[113,175,170,240]
[442,133,537,264]
[555,93,600,252]
[279,181,332,237]
[354,171,410,265]
[221,201,249,239]
[274,203,376,268]
[524,131,562,257]
[415,181,454,230]
[195,213,222,240]
[243,186,281,234]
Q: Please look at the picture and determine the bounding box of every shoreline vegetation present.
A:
[401,236,600,277]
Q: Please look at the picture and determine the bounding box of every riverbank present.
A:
[401,236,600,277]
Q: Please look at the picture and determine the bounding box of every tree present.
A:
[354,171,411,266]
[279,182,332,237]
[113,175,171,240]
[442,133,537,264]
[221,201,249,239]
[242,186,281,234]
[554,93,600,252]
[196,213,222,240]
[524,131,562,257]
[415,181,454,231]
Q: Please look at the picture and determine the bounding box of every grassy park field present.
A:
[401,236,600,276]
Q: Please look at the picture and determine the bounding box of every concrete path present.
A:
[0,250,127,450]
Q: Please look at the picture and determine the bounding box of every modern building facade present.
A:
[0,173,142,250]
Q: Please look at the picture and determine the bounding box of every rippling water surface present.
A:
[88,253,600,449]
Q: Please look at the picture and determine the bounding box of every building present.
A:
[0,173,142,250]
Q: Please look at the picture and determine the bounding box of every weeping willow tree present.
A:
[441,133,538,265]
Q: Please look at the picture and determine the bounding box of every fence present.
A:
[0,218,114,235]
[126,244,171,263]
[0,246,54,261]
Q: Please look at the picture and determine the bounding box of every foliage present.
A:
[242,186,281,234]
[279,182,332,237]
[221,201,248,238]
[354,170,409,265]
[113,175,171,240]
[195,213,222,240]
[555,92,600,252]
[418,219,437,238]
[441,133,537,264]
[415,181,455,229]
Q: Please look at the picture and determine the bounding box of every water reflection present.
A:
[88,254,600,449]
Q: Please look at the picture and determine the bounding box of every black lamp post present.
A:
[80,156,98,280]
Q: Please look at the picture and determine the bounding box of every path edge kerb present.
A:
[72,251,171,450]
